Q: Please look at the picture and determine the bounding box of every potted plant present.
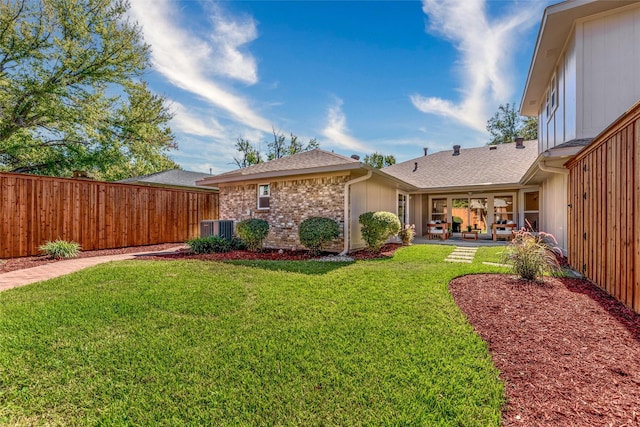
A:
[398,224,416,245]
[466,225,472,232]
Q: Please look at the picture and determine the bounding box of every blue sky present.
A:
[128,0,553,174]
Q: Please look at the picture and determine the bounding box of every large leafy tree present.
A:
[0,0,178,180]
[486,103,538,145]
[364,152,396,169]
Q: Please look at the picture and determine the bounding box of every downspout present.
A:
[340,170,373,255]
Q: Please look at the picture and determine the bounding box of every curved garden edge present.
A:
[449,273,640,427]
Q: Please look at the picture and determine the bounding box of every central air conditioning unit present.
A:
[200,220,234,240]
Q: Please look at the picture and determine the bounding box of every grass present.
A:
[0,245,508,426]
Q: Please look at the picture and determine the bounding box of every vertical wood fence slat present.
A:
[0,173,218,258]
[567,102,640,314]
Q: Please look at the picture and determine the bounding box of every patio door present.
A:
[398,193,408,226]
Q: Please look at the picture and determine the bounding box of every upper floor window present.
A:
[546,73,557,119]
[257,184,270,209]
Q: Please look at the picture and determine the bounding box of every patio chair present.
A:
[427,221,451,240]
[492,220,517,241]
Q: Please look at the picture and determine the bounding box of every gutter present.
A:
[340,171,373,255]
[540,152,569,175]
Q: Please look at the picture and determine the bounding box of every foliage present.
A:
[298,217,340,255]
[229,236,248,251]
[186,236,231,254]
[0,0,178,179]
[358,211,401,252]
[232,130,319,168]
[232,137,263,168]
[502,228,562,281]
[486,103,538,145]
[0,245,505,426]
[267,128,319,161]
[363,152,396,169]
[235,219,270,251]
[38,239,81,259]
[398,223,415,245]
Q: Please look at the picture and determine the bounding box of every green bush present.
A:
[358,211,401,252]
[298,217,340,255]
[236,219,270,252]
[501,228,561,281]
[38,239,81,259]
[229,236,248,251]
[186,236,231,254]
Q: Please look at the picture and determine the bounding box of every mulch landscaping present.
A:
[3,243,639,426]
[450,274,640,427]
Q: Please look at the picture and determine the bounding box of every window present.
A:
[257,184,270,209]
[398,194,408,226]
[546,73,557,119]
[494,195,513,223]
[524,191,539,231]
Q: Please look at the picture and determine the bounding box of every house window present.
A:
[398,194,408,226]
[546,73,557,119]
[431,198,448,223]
[257,184,270,209]
[524,191,539,231]
[494,195,514,223]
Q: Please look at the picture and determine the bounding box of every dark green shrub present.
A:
[298,217,340,255]
[38,239,81,259]
[229,236,248,251]
[236,219,270,252]
[501,229,561,281]
[186,236,231,254]
[358,211,401,252]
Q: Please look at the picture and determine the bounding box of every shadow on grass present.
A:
[224,260,354,275]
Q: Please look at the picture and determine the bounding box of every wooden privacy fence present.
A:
[567,102,640,314]
[0,172,219,258]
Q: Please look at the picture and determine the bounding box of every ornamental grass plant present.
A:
[502,228,562,281]
[38,239,81,259]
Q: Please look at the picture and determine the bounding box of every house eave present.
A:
[520,0,639,116]
[412,182,528,194]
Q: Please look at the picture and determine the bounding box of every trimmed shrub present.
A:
[38,239,81,259]
[186,236,231,254]
[229,236,248,251]
[236,219,270,252]
[501,228,562,281]
[358,211,401,252]
[298,217,340,255]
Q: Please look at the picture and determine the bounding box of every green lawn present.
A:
[0,245,508,426]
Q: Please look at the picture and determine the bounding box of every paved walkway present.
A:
[0,246,185,292]
[444,246,478,264]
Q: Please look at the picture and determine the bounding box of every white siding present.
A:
[540,173,568,253]
[579,6,640,138]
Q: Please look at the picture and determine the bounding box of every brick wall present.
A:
[219,174,348,252]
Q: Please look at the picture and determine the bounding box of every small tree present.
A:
[358,211,401,252]
[236,219,269,252]
[364,152,396,169]
[298,217,340,255]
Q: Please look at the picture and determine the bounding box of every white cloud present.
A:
[129,0,272,132]
[170,102,225,138]
[321,98,367,152]
[411,0,544,132]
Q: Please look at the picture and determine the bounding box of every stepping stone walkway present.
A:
[445,246,477,263]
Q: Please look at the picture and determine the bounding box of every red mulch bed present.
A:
[135,243,403,262]
[450,274,640,427]
[0,243,402,272]
[0,243,182,273]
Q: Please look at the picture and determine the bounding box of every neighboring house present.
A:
[197,149,415,253]
[119,169,217,192]
[198,144,539,252]
[520,0,640,252]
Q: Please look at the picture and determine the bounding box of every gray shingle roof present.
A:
[383,141,538,189]
[199,149,362,185]
[119,169,214,189]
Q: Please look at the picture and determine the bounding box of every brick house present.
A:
[197,149,415,253]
